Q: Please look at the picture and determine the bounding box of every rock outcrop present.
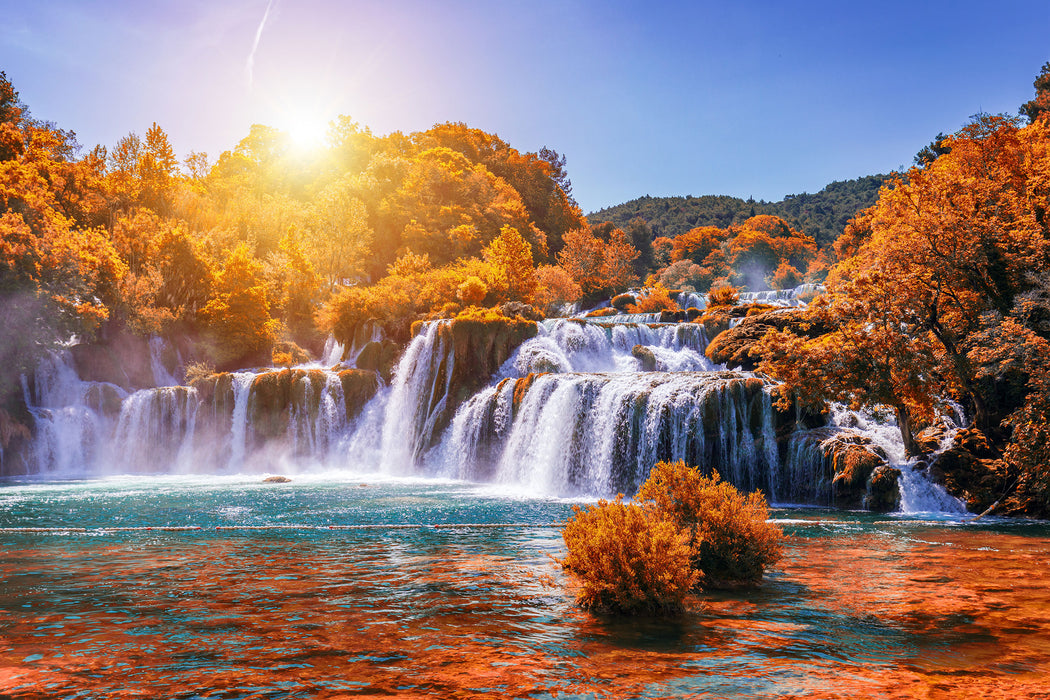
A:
[705,308,828,371]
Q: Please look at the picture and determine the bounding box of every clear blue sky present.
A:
[1,0,1047,213]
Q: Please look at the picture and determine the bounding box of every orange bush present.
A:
[707,285,740,307]
[456,276,488,305]
[559,496,697,615]
[627,283,678,313]
[635,461,783,588]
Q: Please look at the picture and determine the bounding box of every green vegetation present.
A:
[589,175,888,249]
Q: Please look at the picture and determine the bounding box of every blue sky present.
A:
[1,0,1046,212]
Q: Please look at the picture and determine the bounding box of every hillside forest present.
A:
[1,63,1050,514]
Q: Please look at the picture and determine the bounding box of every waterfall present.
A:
[500,319,712,376]
[676,283,823,310]
[436,371,780,498]
[149,336,181,387]
[288,371,347,460]
[112,386,198,473]
[376,320,455,473]
[21,351,125,475]
[9,303,970,515]
[226,372,257,471]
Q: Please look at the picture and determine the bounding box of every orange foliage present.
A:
[456,276,488,306]
[557,224,639,301]
[198,243,280,367]
[627,283,679,313]
[559,496,697,615]
[635,461,784,588]
[707,285,739,307]
[532,264,581,316]
[670,226,725,264]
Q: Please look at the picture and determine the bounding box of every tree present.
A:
[138,122,178,214]
[533,264,581,315]
[557,224,639,302]
[1020,61,1050,124]
[198,243,280,367]
[306,177,373,288]
[483,225,536,303]
[758,114,1050,451]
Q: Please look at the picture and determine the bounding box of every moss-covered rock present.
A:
[705,308,829,371]
[339,369,380,420]
[824,433,892,509]
[631,344,657,371]
[865,465,903,511]
[930,427,1003,513]
[354,340,401,383]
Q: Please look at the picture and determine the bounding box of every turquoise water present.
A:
[2,475,1049,698]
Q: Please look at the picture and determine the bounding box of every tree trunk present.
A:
[895,405,920,457]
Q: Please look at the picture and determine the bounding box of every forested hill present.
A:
[589,174,890,248]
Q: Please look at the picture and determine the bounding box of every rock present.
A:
[263,475,291,483]
[631,344,657,371]
[865,465,902,512]
[499,301,544,322]
[705,308,829,371]
[84,383,126,419]
[354,340,401,384]
[914,424,950,454]
[931,427,1002,513]
[71,331,154,390]
[338,369,380,420]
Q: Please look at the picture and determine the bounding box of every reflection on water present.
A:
[1,477,1049,698]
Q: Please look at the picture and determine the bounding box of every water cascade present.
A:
[7,293,965,513]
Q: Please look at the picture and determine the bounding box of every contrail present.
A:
[246,0,276,88]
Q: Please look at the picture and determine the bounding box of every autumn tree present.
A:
[758,114,1050,451]
[306,176,373,288]
[1020,61,1050,124]
[483,225,536,303]
[198,242,280,368]
[557,224,639,302]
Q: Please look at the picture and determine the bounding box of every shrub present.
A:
[584,307,619,318]
[456,276,488,305]
[707,285,740,307]
[627,283,679,313]
[635,461,783,588]
[559,496,697,615]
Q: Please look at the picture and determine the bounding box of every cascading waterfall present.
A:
[9,308,968,515]
[21,351,125,475]
[288,371,347,461]
[437,371,779,498]
[112,386,198,473]
[227,372,257,471]
[676,282,822,310]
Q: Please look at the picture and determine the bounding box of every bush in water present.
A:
[559,460,784,615]
[636,461,784,588]
[559,496,697,616]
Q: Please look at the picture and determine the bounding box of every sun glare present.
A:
[286,115,329,153]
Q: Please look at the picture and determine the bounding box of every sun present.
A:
[286,116,329,152]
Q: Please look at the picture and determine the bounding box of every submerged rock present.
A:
[263,475,291,483]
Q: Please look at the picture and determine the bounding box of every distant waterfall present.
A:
[501,319,712,376]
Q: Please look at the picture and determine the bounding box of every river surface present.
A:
[1,474,1049,698]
